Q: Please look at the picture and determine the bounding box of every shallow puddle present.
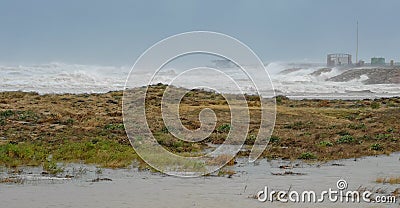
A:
[1,153,399,208]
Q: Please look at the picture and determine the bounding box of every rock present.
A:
[278,68,303,75]
[331,163,345,166]
[106,99,118,104]
[271,171,306,176]
[274,95,290,101]
[327,67,400,84]
[91,177,112,182]
[65,175,74,178]
[310,68,332,76]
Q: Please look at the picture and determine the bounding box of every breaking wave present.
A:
[0,62,399,98]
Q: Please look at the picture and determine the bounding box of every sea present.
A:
[0,62,399,99]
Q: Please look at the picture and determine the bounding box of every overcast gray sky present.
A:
[1,0,399,65]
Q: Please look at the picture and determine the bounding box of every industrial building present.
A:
[327,54,352,67]
[371,57,386,66]
[325,23,397,67]
[326,54,397,67]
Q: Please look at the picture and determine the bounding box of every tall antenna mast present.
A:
[356,21,359,64]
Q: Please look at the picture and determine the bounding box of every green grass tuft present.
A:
[336,135,355,144]
[298,152,317,160]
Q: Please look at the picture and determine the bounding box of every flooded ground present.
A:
[1,153,399,208]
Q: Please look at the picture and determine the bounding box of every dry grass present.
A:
[376,177,400,184]
[206,154,236,166]
[0,177,25,184]
[0,84,399,168]
[217,168,236,177]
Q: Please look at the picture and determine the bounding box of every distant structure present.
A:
[327,54,352,67]
[356,21,359,64]
[371,57,385,66]
[325,22,396,68]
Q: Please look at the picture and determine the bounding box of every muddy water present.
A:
[1,153,399,208]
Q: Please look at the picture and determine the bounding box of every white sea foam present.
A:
[0,62,399,98]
